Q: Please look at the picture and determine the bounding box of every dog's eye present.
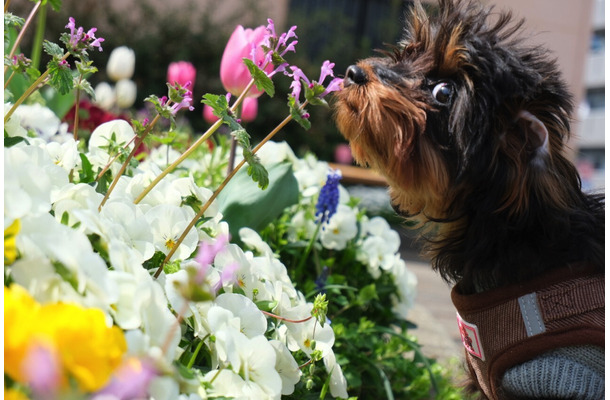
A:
[432,82,453,104]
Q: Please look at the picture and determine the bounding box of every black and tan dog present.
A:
[333,0,605,398]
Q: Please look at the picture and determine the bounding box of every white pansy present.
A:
[38,138,80,172]
[5,144,69,223]
[146,144,183,169]
[145,204,199,261]
[138,275,182,362]
[256,140,297,166]
[94,81,116,110]
[4,103,28,137]
[213,329,282,399]
[13,213,118,317]
[239,227,274,256]
[390,258,418,319]
[12,103,62,139]
[202,369,250,399]
[148,376,179,400]
[214,293,267,338]
[319,204,358,250]
[269,340,301,395]
[107,270,145,330]
[292,153,329,193]
[115,78,137,108]
[323,351,349,399]
[106,46,136,81]
[100,201,155,263]
[287,209,317,242]
[282,303,335,357]
[52,183,103,228]
[362,216,401,252]
[87,119,136,175]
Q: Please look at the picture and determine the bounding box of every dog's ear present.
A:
[516,110,549,162]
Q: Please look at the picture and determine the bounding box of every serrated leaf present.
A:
[243,58,275,97]
[43,41,64,58]
[231,128,250,149]
[247,161,269,190]
[47,60,74,95]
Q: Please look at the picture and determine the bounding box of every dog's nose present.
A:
[345,65,367,86]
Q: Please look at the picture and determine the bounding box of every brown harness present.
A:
[451,264,605,399]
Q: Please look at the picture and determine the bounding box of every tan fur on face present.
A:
[333,62,451,220]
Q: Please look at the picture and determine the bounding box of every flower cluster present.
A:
[63,16,104,54]
[3,8,457,400]
[4,104,356,398]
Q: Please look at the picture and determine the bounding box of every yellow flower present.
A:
[4,284,40,382]
[4,284,128,393]
[4,219,20,264]
[40,303,127,391]
[4,388,30,400]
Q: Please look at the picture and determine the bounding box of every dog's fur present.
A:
[333,0,604,294]
[333,0,604,396]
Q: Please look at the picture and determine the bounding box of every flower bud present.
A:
[93,82,116,110]
[106,46,135,81]
[115,79,137,109]
[167,61,196,88]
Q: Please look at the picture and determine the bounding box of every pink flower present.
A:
[220,25,273,98]
[167,61,197,88]
[95,357,157,400]
[203,97,258,124]
[240,97,258,122]
[334,143,353,165]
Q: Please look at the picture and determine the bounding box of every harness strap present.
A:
[451,264,605,399]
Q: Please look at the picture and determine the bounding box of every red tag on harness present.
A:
[457,312,485,361]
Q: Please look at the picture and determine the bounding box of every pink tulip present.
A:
[203,104,218,124]
[220,25,273,98]
[334,143,353,165]
[167,61,197,88]
[203,97,258,124]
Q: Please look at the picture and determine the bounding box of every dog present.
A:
[333,0,605,398]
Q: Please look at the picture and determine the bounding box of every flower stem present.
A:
[133,79,256,205]
[4,0,41,75]
[261,310,313,324]
[296,222,322,277]
[95,134,139,182]
[133,118,223,204]
[73,89,81,141]
[98,114,161,211]
[4,52,70,123]
[186,335,209,369]
[153,106,302,278]
[4,71,16,89]
[30,0,47,71]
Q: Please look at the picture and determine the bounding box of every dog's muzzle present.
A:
[345,65,367,86]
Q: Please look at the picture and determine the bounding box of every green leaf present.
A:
[246,158,269,190]
[78,153,95,183]
[357,283,379,305]
[47,60,74,95]
[47,0,63,12]
[142,251,167,271]
[217,162,299,243]
[243,58,275,97]
[4,136,29,147]
[288,96,311,130]
[42,40,64,58]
